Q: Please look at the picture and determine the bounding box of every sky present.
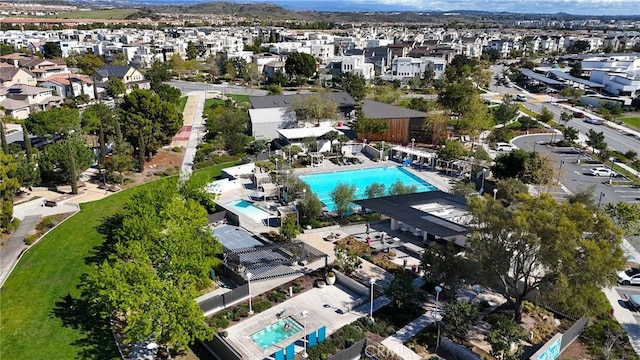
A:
[180,0,640,16]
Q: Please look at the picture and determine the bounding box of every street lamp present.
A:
[434,285,443,319]
[557,160,564,184]
[480,169,487,194]
[369,278,376,321]
[598,192,605,209]
[268,143,271,158]
[247,272,254,315]
[300,310,309,358]
[411,138,415,150]
[493,188,498,199]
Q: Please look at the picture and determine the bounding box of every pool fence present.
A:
[198,283,249,316]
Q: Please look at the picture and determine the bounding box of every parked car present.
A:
[573,112,586,118]
[515,94,527,102]
[589,167,617,177]
[584,117,606,125]
[495,142,514,152]
[627,294,640,311]
[618,268,640,285]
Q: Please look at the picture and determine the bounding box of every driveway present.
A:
[0,215,40,287]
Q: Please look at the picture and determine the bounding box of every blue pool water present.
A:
[226,200,271,220]
[299,166,436,211]
[250,316,304,349]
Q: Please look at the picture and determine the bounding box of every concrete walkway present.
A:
[0,215,40,287]
[179,91,206,179]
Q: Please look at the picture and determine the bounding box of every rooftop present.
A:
[354,191,470,239]
[249,92,356,109]
[362,100,427,119]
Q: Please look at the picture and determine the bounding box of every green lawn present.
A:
[178,96,188,113]
[619,117,640,129]
[518,104,538,118]
[0,163,236,359]
[44,8,138,19]
[204,94,249,109]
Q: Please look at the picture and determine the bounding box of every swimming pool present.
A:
[299,166,436,211]
[226,200,271,220]
[250,316,304,349]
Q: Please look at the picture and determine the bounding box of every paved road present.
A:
[167,80,268,96]
[487,64,640,155]
[0,215,40,287]
[513,134,640,206]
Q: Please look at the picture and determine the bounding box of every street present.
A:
[513,134,640,206]
[486,65,640,155]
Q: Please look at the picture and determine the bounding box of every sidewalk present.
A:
[0,215,40,287]
[180,91,206,179]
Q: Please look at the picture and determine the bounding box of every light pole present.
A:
[381,141,385,161]
[268,142,271,158]
[434,285,443,350]
[598,192,605,209]
[480,169,487,194]
[305,225,311,260]
[300,310,309,358]
[557,160,564,184]
[411,138,415,150]
[247,272,254,315]
[369,278,376,322]
[493,188,498,199]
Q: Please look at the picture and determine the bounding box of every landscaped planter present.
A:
[326,272,336,285]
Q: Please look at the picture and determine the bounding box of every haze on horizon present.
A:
[150,0,640,16]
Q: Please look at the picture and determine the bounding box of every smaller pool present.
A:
[250,316,304,349]
[226,200,271,220]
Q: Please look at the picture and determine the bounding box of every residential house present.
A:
[262,61,286,81]
[0,65,37,87]
[0,84,63,118]
[38,74,95,100]
[92,65,150,94]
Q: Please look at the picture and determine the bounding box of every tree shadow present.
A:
[84,213,125,266]
[51,293,120,360]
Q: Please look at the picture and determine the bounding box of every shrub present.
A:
[327,271,335,277]
[235,304,249,318]
[171,146,182,152]
[36,216,56,231]
[206,314,230,330]
[268,290,287,303]
[253,300,271,313]
[292,285,301,293]
[362,254,372,262]
[24,234,39,245]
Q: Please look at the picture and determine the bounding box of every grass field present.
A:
[518,104,539,118]
[178,96,188,113]
[44,8,138,19]
[0,163,237,359]
[619,117,640,129]
[204,94,250,108]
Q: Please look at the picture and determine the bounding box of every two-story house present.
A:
[92,65,150,95]
[0,64,37,87]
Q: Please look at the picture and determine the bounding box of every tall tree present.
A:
[442,300,479,343]
[486,314,526,360]
[42,42,62,58]
[336,72,366,101]
[204,107,249,155]
[438,79,477,114]
[280,214,300,241]
[39,136,93,185]
[119,89,183,171]
[82,103,115,170]
[365,182,386,199]
[21,123,32,160]
[422,109,449,144]
[145,60,173,89]
[604,202,640,236]
[186,41,198,60]
[66,52,105,75]
[289,92,338,125]
[467,194,625,322]
[458,96,493,148]
[569,62,583,77]
[284,51,317,79]
[66,140,78,194]
[536,106,554,123]
[0,151,19,232]
[422,242,470,292]
[25,107,80,137]
[586,129,607,151]
[297,192,322,226]
[107,77,126,98]
[385,270,420,310]
[494,96,520,124]
[387,180,417,196]
[331,183,356,219]
[0,118,8,154]
[354,117,388,141]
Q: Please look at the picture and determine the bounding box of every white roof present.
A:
[248,107,293,124]
[277,127,343,140]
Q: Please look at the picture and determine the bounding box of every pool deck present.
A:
[224,284,386,360]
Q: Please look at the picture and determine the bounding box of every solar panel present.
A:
[213,225,263,250]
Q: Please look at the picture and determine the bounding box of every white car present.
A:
[495,142,514,152]
[515,94,527,102]
[618,268,640,286]
[589,167,617,177]
[584,117,606,125]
